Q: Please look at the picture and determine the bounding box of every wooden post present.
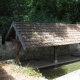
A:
[15,35,21,65]
[54,46,58,64]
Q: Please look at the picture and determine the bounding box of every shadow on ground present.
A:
[40,67,67,80]
[0,65,15,80]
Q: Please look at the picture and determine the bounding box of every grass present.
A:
[0,59,42,77]
[1,60,80,80]
[10,64,42,77]
[10,60,80,80]
[40,61,80,80]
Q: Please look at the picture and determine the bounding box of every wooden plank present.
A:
[25,42,55,48]
[18,30,56,32]
[54,46,58,63]
[11,39,20,44]
[17,28,68,32]
[34,58,80,69]
[16,26,58,28]
[28,55,80,69]
[12,22,26,50]
[15,35,21,65]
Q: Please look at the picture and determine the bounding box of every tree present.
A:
[0,0,80,43]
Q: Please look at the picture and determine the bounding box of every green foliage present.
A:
[0,16,12,35]
[27,0,80,23]
[0,0,28,37]
[0,0,80,38]
[12,65,42,76]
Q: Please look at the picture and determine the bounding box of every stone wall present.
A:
[0,36,15,60]
[56,45,70,56]
[0,36,79,61]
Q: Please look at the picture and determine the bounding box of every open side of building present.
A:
[5,21,80,68]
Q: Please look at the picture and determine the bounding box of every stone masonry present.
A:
[0,36,78,61]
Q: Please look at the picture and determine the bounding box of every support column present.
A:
[54,46,58,64]
[15,35,21,65]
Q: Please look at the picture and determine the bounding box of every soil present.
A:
[0,64,47,80]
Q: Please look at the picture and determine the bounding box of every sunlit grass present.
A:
[10,64,42,77]
[40,61,80,80]
[0,59,42,77]
[1,59,80,80]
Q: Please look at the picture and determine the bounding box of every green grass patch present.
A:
[40,61,80,80]
[11,65,42,77]
[0,59,42,77]
[3,60,80,80]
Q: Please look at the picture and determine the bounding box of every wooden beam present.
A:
[15,35,21,65]
[11,39,20,44]
[13,22,26,50]
[55,46,59,49]
[54,46,58,64]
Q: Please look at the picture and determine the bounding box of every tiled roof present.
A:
[5,22,80,50]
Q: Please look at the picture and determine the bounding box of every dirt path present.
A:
[0,65,15,80]
[0,64,47,80]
